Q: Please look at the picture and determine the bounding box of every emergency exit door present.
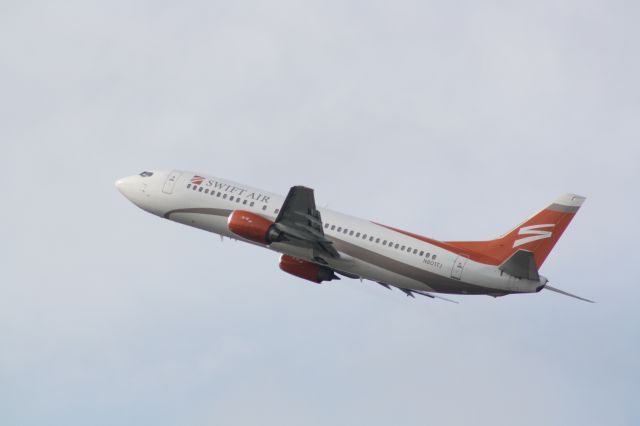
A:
[451,256,468,280]
[162,170,182,194]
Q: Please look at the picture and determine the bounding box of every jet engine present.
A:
[279,254,339,284]
[227,210,281,244]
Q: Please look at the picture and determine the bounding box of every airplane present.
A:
[116,170,593,303]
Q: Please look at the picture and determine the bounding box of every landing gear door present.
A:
[451,256,468,280]
[162,170,182,194]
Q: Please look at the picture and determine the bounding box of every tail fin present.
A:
[446,194,586,268]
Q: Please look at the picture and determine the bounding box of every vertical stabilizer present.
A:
[446,194,585,267]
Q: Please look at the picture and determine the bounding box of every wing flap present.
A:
[274,186,339,259]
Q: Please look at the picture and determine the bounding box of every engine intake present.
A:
[227,210,280,244]
[279,254,339,284]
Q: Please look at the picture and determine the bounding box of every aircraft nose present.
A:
[115,176,136,199]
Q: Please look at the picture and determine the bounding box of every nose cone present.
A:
[115,171,169,218]
[115,176,137,200]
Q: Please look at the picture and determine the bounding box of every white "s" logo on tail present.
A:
[513,224,555,248]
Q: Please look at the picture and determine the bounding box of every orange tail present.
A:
[446,194,586,268]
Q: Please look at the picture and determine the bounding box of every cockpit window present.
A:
[139,171,154,177]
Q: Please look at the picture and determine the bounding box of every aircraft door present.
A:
[162,170,182,194]
[451,256,468,280]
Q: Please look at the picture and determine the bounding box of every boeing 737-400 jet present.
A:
[116,170,592,303]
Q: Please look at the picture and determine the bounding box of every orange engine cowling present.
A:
[227,210,277,244]
[279,254,339,284]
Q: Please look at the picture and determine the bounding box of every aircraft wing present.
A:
[271,186,339,260]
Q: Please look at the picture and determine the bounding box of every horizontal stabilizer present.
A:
[545,285,595,303]
[499,250,540,281]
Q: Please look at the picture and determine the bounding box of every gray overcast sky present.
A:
[1,1,639,425]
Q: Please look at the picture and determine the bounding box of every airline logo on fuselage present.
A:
[191,175,205,185]
[513,224,555,248]
[189,175,271,203]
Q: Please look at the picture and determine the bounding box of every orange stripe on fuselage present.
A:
[373,222,502,265]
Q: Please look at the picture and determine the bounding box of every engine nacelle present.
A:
[227,210,279,244]
[279,254,339,284]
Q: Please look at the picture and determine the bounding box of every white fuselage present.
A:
[116,170,543,297]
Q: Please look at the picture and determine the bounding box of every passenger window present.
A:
[187,184,191,189]
[420,251,424,256]
[331,225,336,230]
[262,205,267,211]
[349,230,354,236]
[376,238,380,243]
[383,240,387,245]
[343,229,348,234]
[275,209,280,214]
[223,194,227,199]
[324,223,329,228]
[243,200,247,204]
[394,243,399,249]
[198,187,203,192]
[337,227,342,232]
[413,249,418,254]
[250,201,254,206]
[425,252,430,258]
[401,246,405,251]
[217,192,221,197]
[230,196,234,201]
[432,254,437,260]
[236,198,241,203]
[204,189,208,194]
[356,232,360,238]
